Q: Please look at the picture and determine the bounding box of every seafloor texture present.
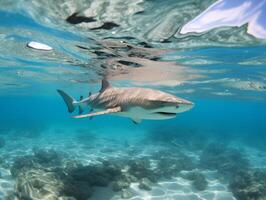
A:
[0,0,266,200]
[1,124,266,200]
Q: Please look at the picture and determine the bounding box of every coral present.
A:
[10,155,38,177]
[9,146,199,199]
[199,143,249,178]
[33,148,62,166]
[192,174,208,191]
[198,143,265,200]
[112,180,130,192]
[139,178,153,191]
[155,150,195,178]
[128,159,156,181]
[11,153,94,200]
[15,169,64,200]
[11,148,63,177]
[181,171,208,191]
[61,180,93,200]
[66,164,120,187]
[121,189,133,199]
[229,170,266,200]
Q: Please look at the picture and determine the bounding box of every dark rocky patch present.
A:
[156,156,195,178]
[11,155,37,177]
[121,189,134,199]
[66,164,120,187]
[229,170,266,200]
[198,143,266,200]
[0,137,5,148]
[199,143,249,179]
[0,156,4,166]
[181,171,208,191]
[128,158,157,182]
[11,149,63,177]
[66,12,96,24]
[33,148,62,166]
[10,147,198,199]
[112,180,130,191]
[61,180,94,199]
[139,178,153,191]
[193,175,208,191]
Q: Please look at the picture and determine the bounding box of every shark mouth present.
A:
[156,112,176,116]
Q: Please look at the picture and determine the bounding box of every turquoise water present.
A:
[1,1,266,200]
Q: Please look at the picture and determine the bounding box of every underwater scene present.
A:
[0,0,266,199]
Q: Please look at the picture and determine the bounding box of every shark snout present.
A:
[176,99,194,113]
[156,98,194,115]
[179,99,193,105]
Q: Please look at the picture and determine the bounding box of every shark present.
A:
[57,80,194,124]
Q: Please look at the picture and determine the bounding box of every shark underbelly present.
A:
[112,106,176,120]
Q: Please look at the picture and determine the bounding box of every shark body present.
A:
[57,80,194,123]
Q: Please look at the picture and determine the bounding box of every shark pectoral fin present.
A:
[131,118,142,124]
[73,106,121,119]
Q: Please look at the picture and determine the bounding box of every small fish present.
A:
[57,80,194,124]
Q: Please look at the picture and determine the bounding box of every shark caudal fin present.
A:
[57,89,77,113]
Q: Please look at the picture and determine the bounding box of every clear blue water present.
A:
[0,1,266,200]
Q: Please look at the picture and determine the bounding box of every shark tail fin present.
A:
[57,89,77,113]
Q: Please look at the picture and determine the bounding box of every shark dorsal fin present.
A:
[100,79,112,93]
